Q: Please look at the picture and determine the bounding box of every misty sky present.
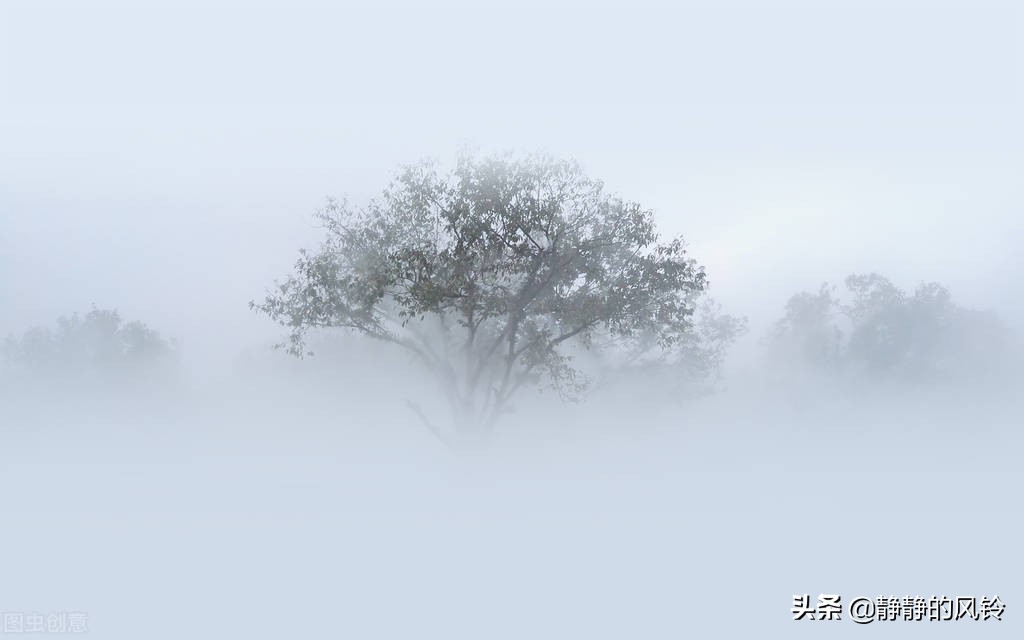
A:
[2,0,1021,372]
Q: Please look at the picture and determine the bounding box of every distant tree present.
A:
[592,297,746,397]
[1,307,178,386]
[843,273,906,326]
[253,153,743,445]
[766,273,1018,383]
[843,276,944,376]
[766,283,843,369]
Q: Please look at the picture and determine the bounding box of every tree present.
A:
[766,283,843,369]
[1,306,178,386]
[252,153,738,445]
[588,296,747,400]
[765,273,1018,383]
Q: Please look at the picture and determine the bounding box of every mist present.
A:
[2,1,1022,637]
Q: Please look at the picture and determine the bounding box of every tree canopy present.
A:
[253,153,742,444]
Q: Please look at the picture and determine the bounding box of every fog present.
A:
[2,1,1022,637]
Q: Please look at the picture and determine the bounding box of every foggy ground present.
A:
[2,350,1020,639]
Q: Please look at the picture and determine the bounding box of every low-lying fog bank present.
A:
[2,352,1019,639]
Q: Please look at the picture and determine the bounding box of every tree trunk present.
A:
[451,404,495,451]
[405,396,497,452]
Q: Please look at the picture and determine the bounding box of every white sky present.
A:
[2,0,1022,370]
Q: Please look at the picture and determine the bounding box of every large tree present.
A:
[253,153,734,444]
